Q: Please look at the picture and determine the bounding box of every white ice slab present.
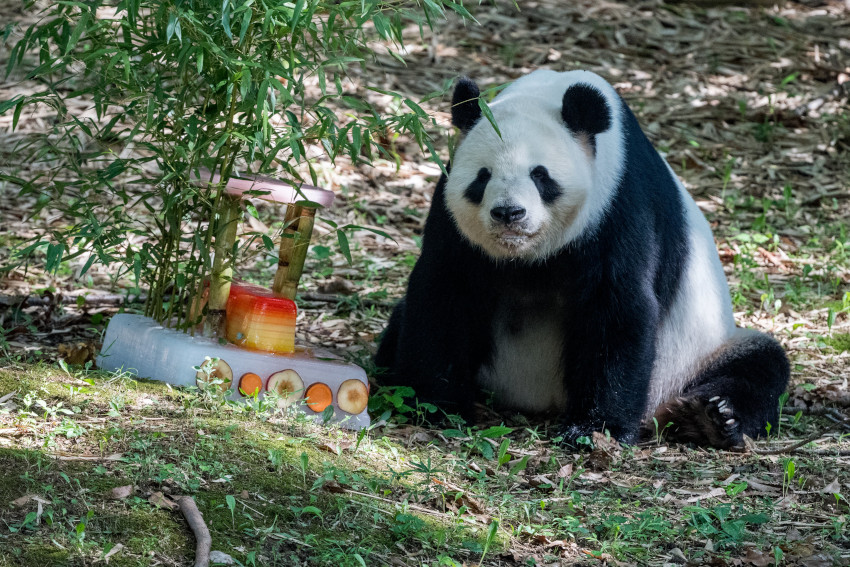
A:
[97,313,370,429]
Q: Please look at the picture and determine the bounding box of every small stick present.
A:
[298,292,394,309]
[748,421,847,455]
[177,495,212,567]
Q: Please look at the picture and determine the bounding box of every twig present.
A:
[177,495,212,567]
[782,406,850,430]
[299,292,395,309]
[339,487,487,524]
[802,189,850,206]
[782,406,840,416]
[748,421,847,455]
[807,449,850,456]
[0,293,148,308]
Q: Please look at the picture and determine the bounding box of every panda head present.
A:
[445,70,626,261]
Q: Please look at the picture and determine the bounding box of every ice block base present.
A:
[97,313,370,429]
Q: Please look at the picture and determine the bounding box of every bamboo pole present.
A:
[204,194,241,337]
[272,204,316,300]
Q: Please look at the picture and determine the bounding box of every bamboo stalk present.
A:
[204,194,241,338]
[272,204,316,300]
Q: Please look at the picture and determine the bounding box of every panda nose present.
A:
[490,205,526,224]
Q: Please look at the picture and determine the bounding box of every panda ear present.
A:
[451,77,482,133]
[561,83,612,149]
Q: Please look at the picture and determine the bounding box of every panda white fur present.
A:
[376,70,789,447]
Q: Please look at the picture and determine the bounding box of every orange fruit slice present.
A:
[304,383,333,413]
[239,372,263,396]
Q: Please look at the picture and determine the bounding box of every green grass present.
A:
[0,362,848,566]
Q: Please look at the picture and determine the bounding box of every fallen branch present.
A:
[0,292,148,308]
[747,419,848,455]
[782,406,850,430]
[802,189,850,206]
[299,292,394,309]
[177,495,212,567]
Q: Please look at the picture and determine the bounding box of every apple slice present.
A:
[266,369,304,407]
[195,357,233,390]
[336,379,368,414]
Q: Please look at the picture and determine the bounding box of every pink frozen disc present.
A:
[198,170,335,208]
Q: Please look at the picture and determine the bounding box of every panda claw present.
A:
[709,396,720,403]
[725,418,736,426]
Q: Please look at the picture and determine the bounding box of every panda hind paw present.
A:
[705,396,742,448]
[650,395,743,449]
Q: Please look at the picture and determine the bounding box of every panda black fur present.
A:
[375,70,790,448]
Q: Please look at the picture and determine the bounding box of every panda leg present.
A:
[650,330,790,448]
[374,298,405,372]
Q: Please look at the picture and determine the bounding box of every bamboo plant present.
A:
[1,0,473,332]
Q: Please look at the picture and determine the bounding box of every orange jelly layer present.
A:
[226,281,297,353]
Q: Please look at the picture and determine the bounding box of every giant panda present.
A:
[375,70,790,448]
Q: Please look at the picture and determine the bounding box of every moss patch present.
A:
[823,333,850,353]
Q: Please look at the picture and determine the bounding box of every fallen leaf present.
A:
[820,478,841,495]
[785,527,803,542]
[798,554,832,567]
[11,494,32,507]
[685,487,726,503]
[408,431,434,445]
[587,431,621,471]
[743,547,772,566]
[556,463,573,478]
[149,492,177,510]
[103,543,124,563]
[109,485,134,500]
[58,341,100,366]
[669,547,688,564]
[321,480,346,494]
[579,471,609,483]
[209,551,236,565]
[319,442,340,455]
[317,277,356,295]
[529,474,557,489]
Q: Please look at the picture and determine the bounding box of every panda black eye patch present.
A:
[463,167,491,204]
[530,166,562,204]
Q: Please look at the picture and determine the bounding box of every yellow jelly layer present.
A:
[226,314,296,353]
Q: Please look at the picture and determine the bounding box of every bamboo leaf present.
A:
[65,10,91,55]
[478,97,501,138]
[238,8,251,44]
[46,242,65,273]
[166,14,181,44]
[0,96,22,114]
[337,230,352,265]
[290,0,305,31]
[12,98,24,130]
[221,0,233,39]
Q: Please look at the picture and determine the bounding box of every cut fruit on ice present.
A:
[337,379,368,414]
[195,358,233,389]
[266,369,304,407]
